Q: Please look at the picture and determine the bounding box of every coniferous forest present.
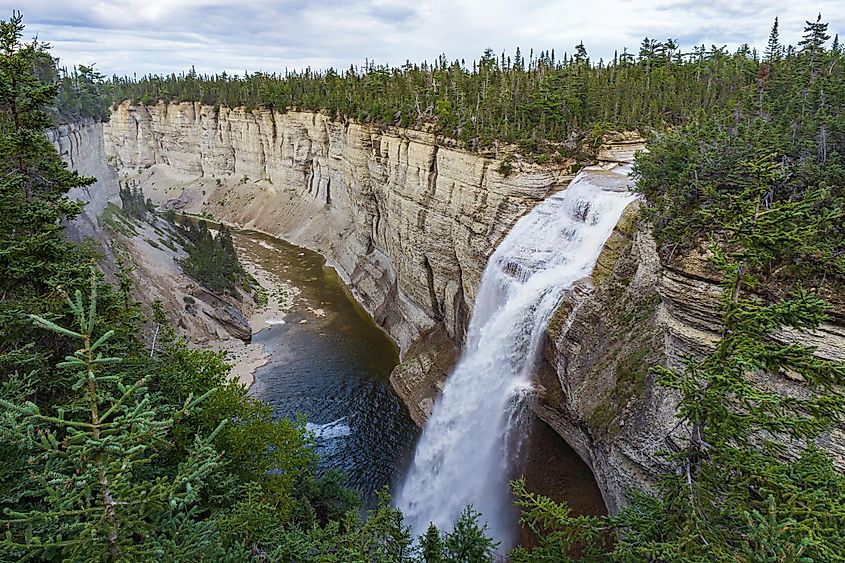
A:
[2,8,845,561]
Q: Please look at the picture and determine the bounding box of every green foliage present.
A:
[653,150,845,446]
[411,512,499,563]
[610,447,845,562]
[53,63,110,122]
[420,522,446,563]
[1,277,225,559]
[0,11,118,425]
[107,33,773,157]
[118,182,153,220]
[510,479,608,562]
[443,507,499,562]
[0,270,370,560]
[264,490,410,561]
[0,12,92,296]
[176,218,248,294]
[515,15,845,562]
[634,26,845,287]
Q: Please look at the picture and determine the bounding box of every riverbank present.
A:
[211,229,304,388]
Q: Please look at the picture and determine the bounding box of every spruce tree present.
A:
[0,275,225,559]
[799,13,831,76]
[799,13,831,54]
[420,522,445,563]
[0,12,93,297]
[443,507,499,562]
[764,17,781,62]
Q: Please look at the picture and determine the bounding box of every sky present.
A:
[6,1,845,77]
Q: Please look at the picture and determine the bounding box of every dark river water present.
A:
[232,229,419,506]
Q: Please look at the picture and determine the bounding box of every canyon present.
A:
[49,102,845,516]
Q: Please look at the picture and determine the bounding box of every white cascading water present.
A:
[395,165,637,546]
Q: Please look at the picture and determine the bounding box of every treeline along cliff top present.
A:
[59,17,843,165]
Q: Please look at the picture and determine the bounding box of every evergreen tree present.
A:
[799,13,831,76]
[54,64,109,121]
[1,278,224,559]
[443,507,499,562]
[0,12,93,297]
[177,220,248,295]
[118,183,149,220]
[799,13,831,54]
[764,17,781,62]
[420,522,445,563]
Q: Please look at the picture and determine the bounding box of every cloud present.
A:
[3,0,844,76]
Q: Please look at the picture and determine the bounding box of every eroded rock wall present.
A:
[104,102,575,354]
[536,204,845,512]
[535,205,675,513]
[48,119,257,346]
[47,119,120,240]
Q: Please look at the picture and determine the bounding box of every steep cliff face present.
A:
[534,206,676,513]
[46,119,120,240]
[536,205,845,512]
[47,119,258,347]
[104,102,575,354]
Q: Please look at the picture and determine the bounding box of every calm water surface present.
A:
[232,229,419,506]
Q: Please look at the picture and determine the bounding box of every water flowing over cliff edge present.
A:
[396,167,636,546]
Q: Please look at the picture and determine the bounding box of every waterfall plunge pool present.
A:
[222,220,607,538]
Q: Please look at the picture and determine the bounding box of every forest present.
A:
[57,17,842,168]
[2,10,845,561]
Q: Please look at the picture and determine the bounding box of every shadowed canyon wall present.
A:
[47,119,120,241]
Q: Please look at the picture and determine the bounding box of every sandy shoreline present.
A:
[210,338,271,388]
[211,234,301,389]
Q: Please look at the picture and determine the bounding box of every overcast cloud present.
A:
[5,1,845,77]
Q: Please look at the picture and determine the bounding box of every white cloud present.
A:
[4,0,844,76]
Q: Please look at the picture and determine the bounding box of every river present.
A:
[230,228,419,506]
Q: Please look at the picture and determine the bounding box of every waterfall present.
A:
[395,165,637,546]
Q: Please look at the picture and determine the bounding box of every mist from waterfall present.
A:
[395,166,637,547]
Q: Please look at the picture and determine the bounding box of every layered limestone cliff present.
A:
[104,101,574,353]
[47,119,120,240]
[48,119,261,352]
[535,205,845,513]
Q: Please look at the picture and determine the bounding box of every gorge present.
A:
[10,9,845,557]
[48,101,845,542]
